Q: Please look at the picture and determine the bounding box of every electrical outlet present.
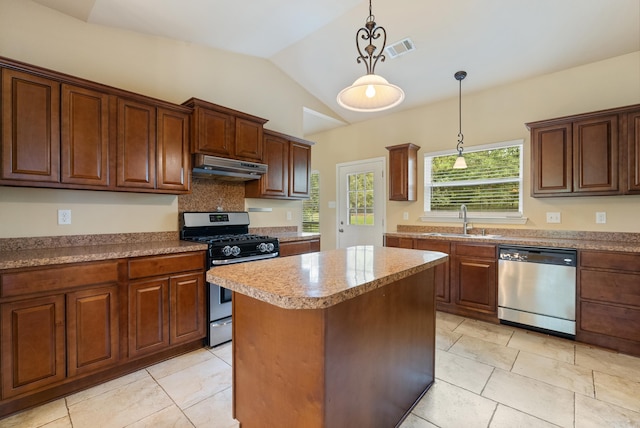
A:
[286,211,292,221]
[403,212,409,220]
[546,212,561,223]
[596,212,607,224]
[58,209,71,225]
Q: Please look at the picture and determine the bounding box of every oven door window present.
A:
[220,286,232,304]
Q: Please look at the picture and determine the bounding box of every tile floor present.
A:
[3,312,640,428]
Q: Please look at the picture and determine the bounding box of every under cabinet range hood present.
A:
[192,154,268,181]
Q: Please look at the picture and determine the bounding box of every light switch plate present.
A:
[58,209,71,225]
[546,212,561,223]
[403,212,409,220]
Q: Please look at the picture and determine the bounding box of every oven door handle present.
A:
[211,252,279,265]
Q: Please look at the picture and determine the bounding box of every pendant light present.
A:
[337,0,405,112]
[453,70,468,169]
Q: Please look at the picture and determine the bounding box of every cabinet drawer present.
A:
[128,252,204,279]
[580,250,640,272]
[1,261,119,297]
[580,301,640,342]
[414,239,450,253]
[384,236,413,249]
[279,240,320,257]
[452,243,496,258]
[580,270,640,307]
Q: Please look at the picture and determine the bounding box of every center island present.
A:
[207,245,448,428]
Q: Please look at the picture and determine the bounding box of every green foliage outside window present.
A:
[302,172,320,232]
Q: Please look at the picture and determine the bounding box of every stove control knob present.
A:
[231,246,241,256]
[222,246,232,257]
[266,243,275,252]
[258,243,267,252]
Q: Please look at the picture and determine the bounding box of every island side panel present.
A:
[324,268,435,427]
[232,268,436,428]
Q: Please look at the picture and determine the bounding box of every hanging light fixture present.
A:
[453,70,468,169]
[337,0,405,112]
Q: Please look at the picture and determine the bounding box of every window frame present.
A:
[421,139,527,224]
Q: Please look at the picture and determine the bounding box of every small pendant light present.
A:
[453,70,468,169]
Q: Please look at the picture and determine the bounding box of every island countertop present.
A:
[206,245,448,310]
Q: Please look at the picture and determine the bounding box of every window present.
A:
[348,171,375,226]
[302,171,320,232]
[423,140,524,221]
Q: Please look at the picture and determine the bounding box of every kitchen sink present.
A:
[421,232,502,239]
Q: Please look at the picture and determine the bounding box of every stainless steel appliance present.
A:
[498,245,577,337]
[181,211,279,347]
[192,154,267,181]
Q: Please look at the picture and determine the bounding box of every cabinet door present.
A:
[626,110,640,193]
[117,98,156,189]
[573,115,619,194]
[289,141,311,198]
[246,132,288,198]
[387,144,419,201]
[530,123,572,195]
[1,295,65,398]
[66,285,119,377]
[1,68,60,183]
[234,118,263,161]
[415,239,451,304]
[157,107,189,192]
[193,107,233,157]
[128,278,169,358]
[452,256,497,315]
[61,84,110,187]
[170,272,205,345]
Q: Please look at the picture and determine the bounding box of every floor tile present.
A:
[435,326,461,351]
[452,319,515,346]
[511,351,594,396]
[448,335,519,370]
[575,392,640,427]
[210,342,233,366]
[41,417,73,428]
[594,371,640,413]
[412,380,497,428]
[66,369,149,406]
[507,329,575,364]
[489,404,559,428]
[576,345,640,383]
[399,413,438,428]
[435,349,494,394]
[125,404,194,428]
[68,375,173,428]
[0,399,68,428]
[482,369,574,427]
[146,348,215,380]
[435,311,465,331]
[182,387,238,428]
[156,356,232,409]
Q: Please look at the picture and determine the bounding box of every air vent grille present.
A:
[385,38,415,59]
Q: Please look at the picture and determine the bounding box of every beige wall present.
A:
[0,0,325,238]
[309,52,640,250]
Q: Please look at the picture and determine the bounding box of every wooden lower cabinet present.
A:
[279,238,320,257]
[0,250,206,417]
[578,250,640,356]
[385,236,497,322]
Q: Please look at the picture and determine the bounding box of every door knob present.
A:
[338,228,344,232]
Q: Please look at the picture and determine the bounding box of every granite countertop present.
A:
[0,240,208,270]
[386,229,640,253]
[206,245,447,310]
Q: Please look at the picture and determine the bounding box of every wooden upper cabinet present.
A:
[573,115,618,194]
[157,107,190,192]
[61,84,110,187]
[1,68,60,183]
[116,97,156,190]
[183,97,267,161]
[386,143,420,201]
[526,105,640,197]
[289,140,311,198]
[245,129,313,199]
[625,109,640,193]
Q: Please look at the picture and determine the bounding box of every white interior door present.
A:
[336,158,386,248]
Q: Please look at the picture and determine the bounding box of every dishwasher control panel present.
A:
[498,245,576,266]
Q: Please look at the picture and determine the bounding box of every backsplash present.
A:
[178,178,245,214]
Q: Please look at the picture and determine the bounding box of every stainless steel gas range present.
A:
[181,211,279,347]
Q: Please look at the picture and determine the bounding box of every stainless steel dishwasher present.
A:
[498,245,577,337]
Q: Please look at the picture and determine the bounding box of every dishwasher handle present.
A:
[498,245,577,267]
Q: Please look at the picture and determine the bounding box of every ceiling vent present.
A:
[385,38,415,59]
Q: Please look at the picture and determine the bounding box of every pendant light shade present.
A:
[337,0,404,112]
[453,70,468,169]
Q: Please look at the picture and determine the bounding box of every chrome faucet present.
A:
[460,204,469,234]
